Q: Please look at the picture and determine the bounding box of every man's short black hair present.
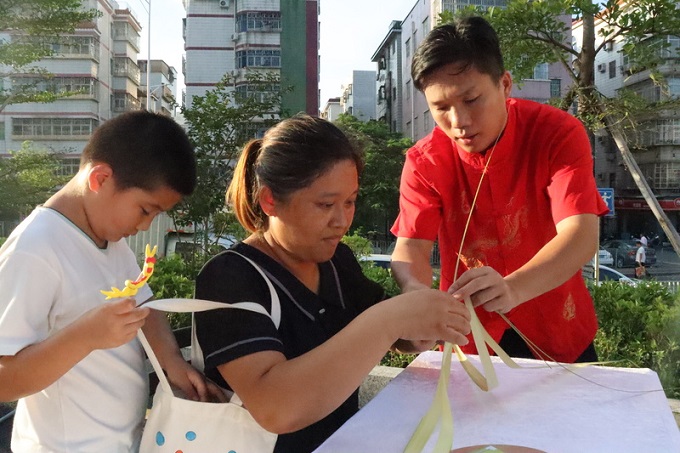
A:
[81,110,197,196]
[411,15,505,92]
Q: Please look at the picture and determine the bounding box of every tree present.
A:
[176,71,291,246]
[334,114,412,242]
[0,0,99,112]
[0,142,66,220]
[441,0,680,254]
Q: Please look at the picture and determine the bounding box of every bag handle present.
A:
[138,250,281,396]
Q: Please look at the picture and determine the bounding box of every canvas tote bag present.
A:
[138,251,280,453]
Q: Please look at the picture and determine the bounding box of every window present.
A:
[113,57,140,82]
[56,157,81,177]
[0,122,4,140]
[423,110,430,132]
[405,38,410,58]
[653,162,680,189]
[236,49,281,68]
[405,80,411,100]
[422,17,429,36]
[550,79,561,98]
[532,63,548,80]
[113,92,141,112]
[609,60,616,79]
[236,12,281,32]
[12,76,98,97]
[12,118,98,138]
[234,83,280,104]
[48,36,100,61]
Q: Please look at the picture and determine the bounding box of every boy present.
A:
[0,111,209,452]
[635,240,646,278]
[390,16,609,363]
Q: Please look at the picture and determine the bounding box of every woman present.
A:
[194,114,470,453]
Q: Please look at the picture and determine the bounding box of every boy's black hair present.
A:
[81,111,197,195]
[411,15,505,92]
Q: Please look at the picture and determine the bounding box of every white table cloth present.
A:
[315,351,680,452]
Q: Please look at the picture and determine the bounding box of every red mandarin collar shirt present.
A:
[392,98,609,362]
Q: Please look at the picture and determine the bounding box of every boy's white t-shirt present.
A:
[0,207,153,452]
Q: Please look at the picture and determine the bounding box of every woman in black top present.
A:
[194,114,471,453]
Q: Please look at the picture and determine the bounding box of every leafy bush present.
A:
[148,254,205,330]
[589,280,680,398]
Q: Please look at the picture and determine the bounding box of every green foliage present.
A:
[0,237,6,248]
[440,0,680,126]
[380,351,417,368]
[176,71,291,237]
[341,233,374,257]
[148,255,205,330]
[334,114,410,240]
[0,142,67,219]
[590,280,680,398]
[362,265,401,299]
[0,0,100,111]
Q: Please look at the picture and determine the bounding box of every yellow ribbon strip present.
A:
[403,293,661,452]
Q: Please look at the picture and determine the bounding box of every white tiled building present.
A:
[0,0,142,162]
[396,0,571,141]
[340,70,377,122]
[182,0,318,115]
[371,20,403,133]
[573,13,680,237]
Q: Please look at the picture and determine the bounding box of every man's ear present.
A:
[258,186,276,216]
[501,71,513,98]
[87,164,114,193]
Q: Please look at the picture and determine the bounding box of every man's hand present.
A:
[448,266,520,314]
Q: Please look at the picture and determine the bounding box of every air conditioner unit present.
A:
[597,63,606,73]
[219,0,229,8]
[604,41,613,51]
[231,33,240,42]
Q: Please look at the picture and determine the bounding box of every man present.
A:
[390,16,609,363]
[635,240,646,278]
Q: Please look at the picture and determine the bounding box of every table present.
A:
[315,351,680,452]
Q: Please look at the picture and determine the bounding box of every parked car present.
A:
[600,239,656,268]
[589,248,614,266]
[165,232,237,260]
[594,264,639,286]
[359,254,392,270]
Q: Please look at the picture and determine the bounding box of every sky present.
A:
[132,0,417,106]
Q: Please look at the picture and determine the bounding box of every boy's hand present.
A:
[164,357,228,402]
[78,298,150,351]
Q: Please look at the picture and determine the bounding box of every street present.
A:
[620,246,680,281]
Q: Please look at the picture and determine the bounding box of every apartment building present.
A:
[574,17,680,238]
[371,20,403,133]
[393,0,571,141]
[339,70,377,122]
[0,0,142,167]
[320,97,342,121]
[138,59,179,117]
[182,0,318,116]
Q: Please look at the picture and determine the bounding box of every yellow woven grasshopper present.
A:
[101,244,158,299]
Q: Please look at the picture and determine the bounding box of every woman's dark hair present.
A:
[411,15,505,91]
[227,113,364,233]
[81,110,197,196]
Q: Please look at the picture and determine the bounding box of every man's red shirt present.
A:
[392,98,609,363]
